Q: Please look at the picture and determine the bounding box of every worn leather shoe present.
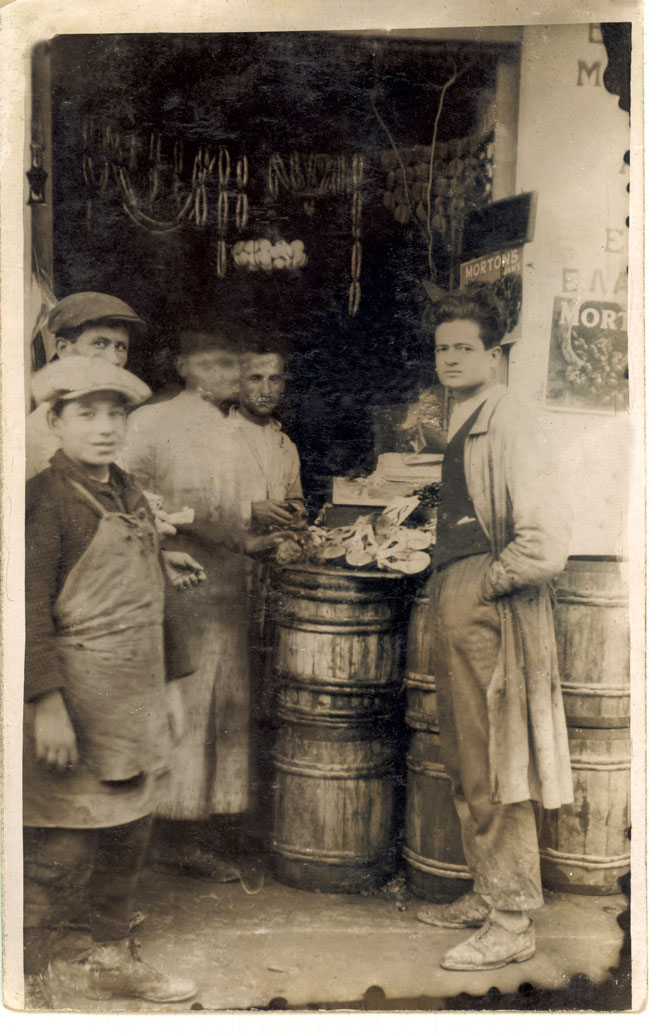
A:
[73,936,198,1002]
[61,910,146,934]
[440,918,535,971]
[416,891,490,929]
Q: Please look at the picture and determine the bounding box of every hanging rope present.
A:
[348,153,364,317]
[216,146,231,277]
[371,60,474,282]
[81,117,109,229]
[424,65,467,283]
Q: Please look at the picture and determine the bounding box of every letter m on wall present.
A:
[577,60,601,86]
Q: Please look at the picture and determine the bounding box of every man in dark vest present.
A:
[416,284,573,971]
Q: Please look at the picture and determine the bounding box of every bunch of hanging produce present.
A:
[273,497,437,575]
[232,238,307,272]
[381,132,494,231]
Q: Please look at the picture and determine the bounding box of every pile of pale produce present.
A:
[274,510,435,575]
[233,238,307,272]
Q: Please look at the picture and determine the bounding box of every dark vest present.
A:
[430,402,492,571]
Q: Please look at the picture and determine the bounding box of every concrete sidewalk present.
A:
[29,866,630,1013]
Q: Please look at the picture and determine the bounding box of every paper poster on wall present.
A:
[459,245,523,345]
[545,296,629,415]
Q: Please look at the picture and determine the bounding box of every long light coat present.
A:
[123,390,252,816]
[464,385,574,808]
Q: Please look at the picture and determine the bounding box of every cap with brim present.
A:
[31,356,151,408]
[48,292,146,335]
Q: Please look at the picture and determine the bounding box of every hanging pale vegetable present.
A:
[232,237,308,273]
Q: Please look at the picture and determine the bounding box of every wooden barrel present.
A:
[270,564,409,893]
[402,582,471,901]
[551,558,630,728]
[539,725,631,894]
[539,558,631,894]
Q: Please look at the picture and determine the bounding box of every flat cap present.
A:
[48,292,146,335]
[31,356,151,408]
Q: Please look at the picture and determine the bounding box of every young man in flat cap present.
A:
[26,292,145,479]
[415,285,573,971]
[24,356,199,1002]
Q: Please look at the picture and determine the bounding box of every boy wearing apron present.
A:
[25,356,199,1002]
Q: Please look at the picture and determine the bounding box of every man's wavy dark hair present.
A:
[426,283,507,350]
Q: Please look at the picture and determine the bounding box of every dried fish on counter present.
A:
[272,497,437,575]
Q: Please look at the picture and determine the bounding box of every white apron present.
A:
[124,394,252,817]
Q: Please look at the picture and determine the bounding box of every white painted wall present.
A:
[511,24,631,557]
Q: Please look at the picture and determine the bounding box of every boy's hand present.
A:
[167,683,185,743]
[34,690,78,771]
[252,499,294,528]
[162,551,207,589]
[142,491,178,536]
[154,513,178,537]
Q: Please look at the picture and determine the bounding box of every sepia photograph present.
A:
[0,0,645,1022]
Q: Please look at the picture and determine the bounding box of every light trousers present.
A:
[428,553,544,912]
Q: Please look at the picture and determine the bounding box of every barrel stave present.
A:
[402,582,471,901]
